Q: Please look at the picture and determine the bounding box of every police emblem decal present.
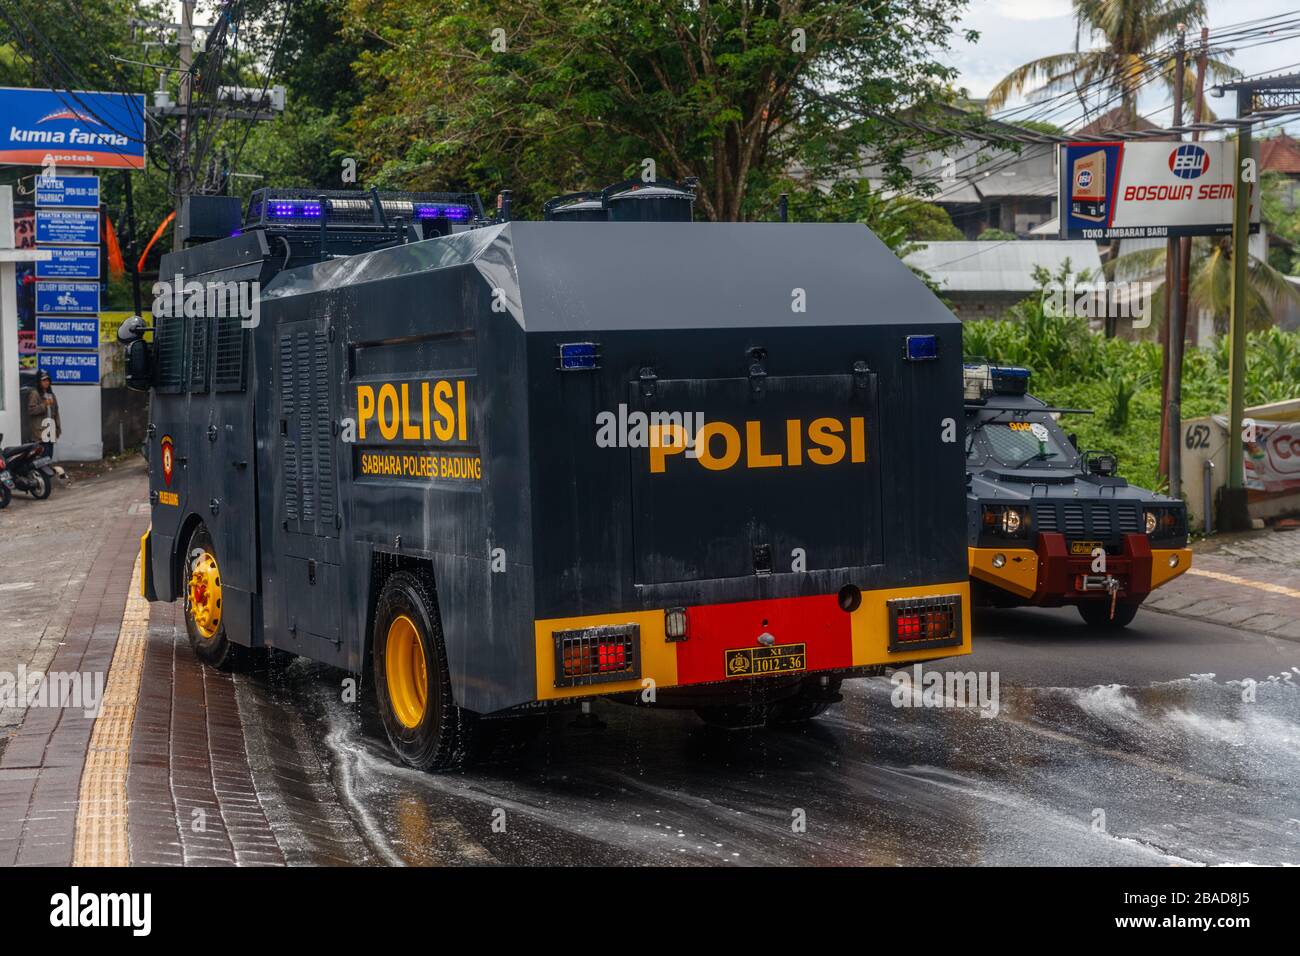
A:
[161,435,174,487]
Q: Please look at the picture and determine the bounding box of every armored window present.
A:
[213,315,247,392]
[153,313,186,393]
[188,316,211,392]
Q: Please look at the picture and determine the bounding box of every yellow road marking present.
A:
[72,555,150,867]
[1187,567,1300,601]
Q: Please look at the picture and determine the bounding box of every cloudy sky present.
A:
[943,0,1300,129]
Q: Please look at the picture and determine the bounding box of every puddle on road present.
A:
[243,659,1300,866]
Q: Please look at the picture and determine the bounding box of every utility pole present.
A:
[173,0,194,252]
[1167,27,1187,499]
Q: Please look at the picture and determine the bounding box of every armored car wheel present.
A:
[372,571,472,772]
[183,524,250,670]
[1077,599,1141,629]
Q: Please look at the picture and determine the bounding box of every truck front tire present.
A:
[1077,599,1141,629]
[371,570,471,771]
[183,524,250,670]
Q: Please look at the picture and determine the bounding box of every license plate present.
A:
[0,473,12,486]
[1070,540,1103,555]
[724,643,806,678]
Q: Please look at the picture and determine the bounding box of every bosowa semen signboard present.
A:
[1059,141,1261,240]
[0,87,146,170]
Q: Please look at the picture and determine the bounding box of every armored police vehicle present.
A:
[964,365,1191,627]
[123,180,972,770]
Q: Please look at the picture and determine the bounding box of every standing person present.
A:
[25,370,61,458]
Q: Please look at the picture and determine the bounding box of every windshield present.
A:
[971,419,1073,468]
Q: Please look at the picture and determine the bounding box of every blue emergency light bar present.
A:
[414,203,474,222]
[268,199,322,220]
[990,366,1030,395]
[245,188,487,231]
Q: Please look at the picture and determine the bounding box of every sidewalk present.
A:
[1144,528,1300,640]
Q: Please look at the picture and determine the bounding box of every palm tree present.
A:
[986,0,1231,125]
[1110,238,1300,335]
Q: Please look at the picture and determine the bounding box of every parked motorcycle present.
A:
[0,434,55,500]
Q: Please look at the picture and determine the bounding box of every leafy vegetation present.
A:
[963,266,1300,494]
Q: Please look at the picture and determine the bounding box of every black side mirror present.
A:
[125,339,153,391]
[1068,432,1078,450]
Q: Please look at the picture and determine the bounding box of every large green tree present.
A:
[344,0,973,220]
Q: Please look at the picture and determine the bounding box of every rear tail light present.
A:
[887,595,963,652]
[553,624,640,687]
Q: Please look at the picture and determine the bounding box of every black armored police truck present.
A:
[123,180,972,770]
[963,364,1191,628]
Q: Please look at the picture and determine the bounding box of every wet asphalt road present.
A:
[237,605,1300,866]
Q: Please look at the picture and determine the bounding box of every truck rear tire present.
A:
[1077,599,1140,629]
[183,524,250,670]
[371,570,471,771]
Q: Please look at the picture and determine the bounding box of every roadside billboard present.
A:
[1058,141,1260,240]
[0,87,146,170]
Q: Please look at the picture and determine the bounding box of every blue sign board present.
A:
[36,317,99,349]
[0,87,146,170]
[36,209,99,244]
[35,281,99,314]
[35,174,101,207]
[39,350,101,385]
[34,245,100,280]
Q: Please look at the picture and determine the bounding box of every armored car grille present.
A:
[1117,504,1140,533]
[1062,503,1087,535]
[1033,504,1058,532]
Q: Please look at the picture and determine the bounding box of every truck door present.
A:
[271,316,344,659]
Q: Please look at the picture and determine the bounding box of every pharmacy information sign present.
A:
[39,350,100,384]
[1058,141,1261,240]
[0,87,145,169]
[35,209,99,244]
[35,281,99,315]
[36,317,99,349]
[34,245,100,280]
[35,174,101,207]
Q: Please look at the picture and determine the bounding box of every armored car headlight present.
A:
[982,505,1027,539]
[1144,509,1158,534]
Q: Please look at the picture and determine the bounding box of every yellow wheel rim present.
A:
[385,614,428,729]
[187,550,223,640]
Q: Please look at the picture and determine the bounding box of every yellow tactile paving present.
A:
[1187,567,1300,601]
[72,555,151,867]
